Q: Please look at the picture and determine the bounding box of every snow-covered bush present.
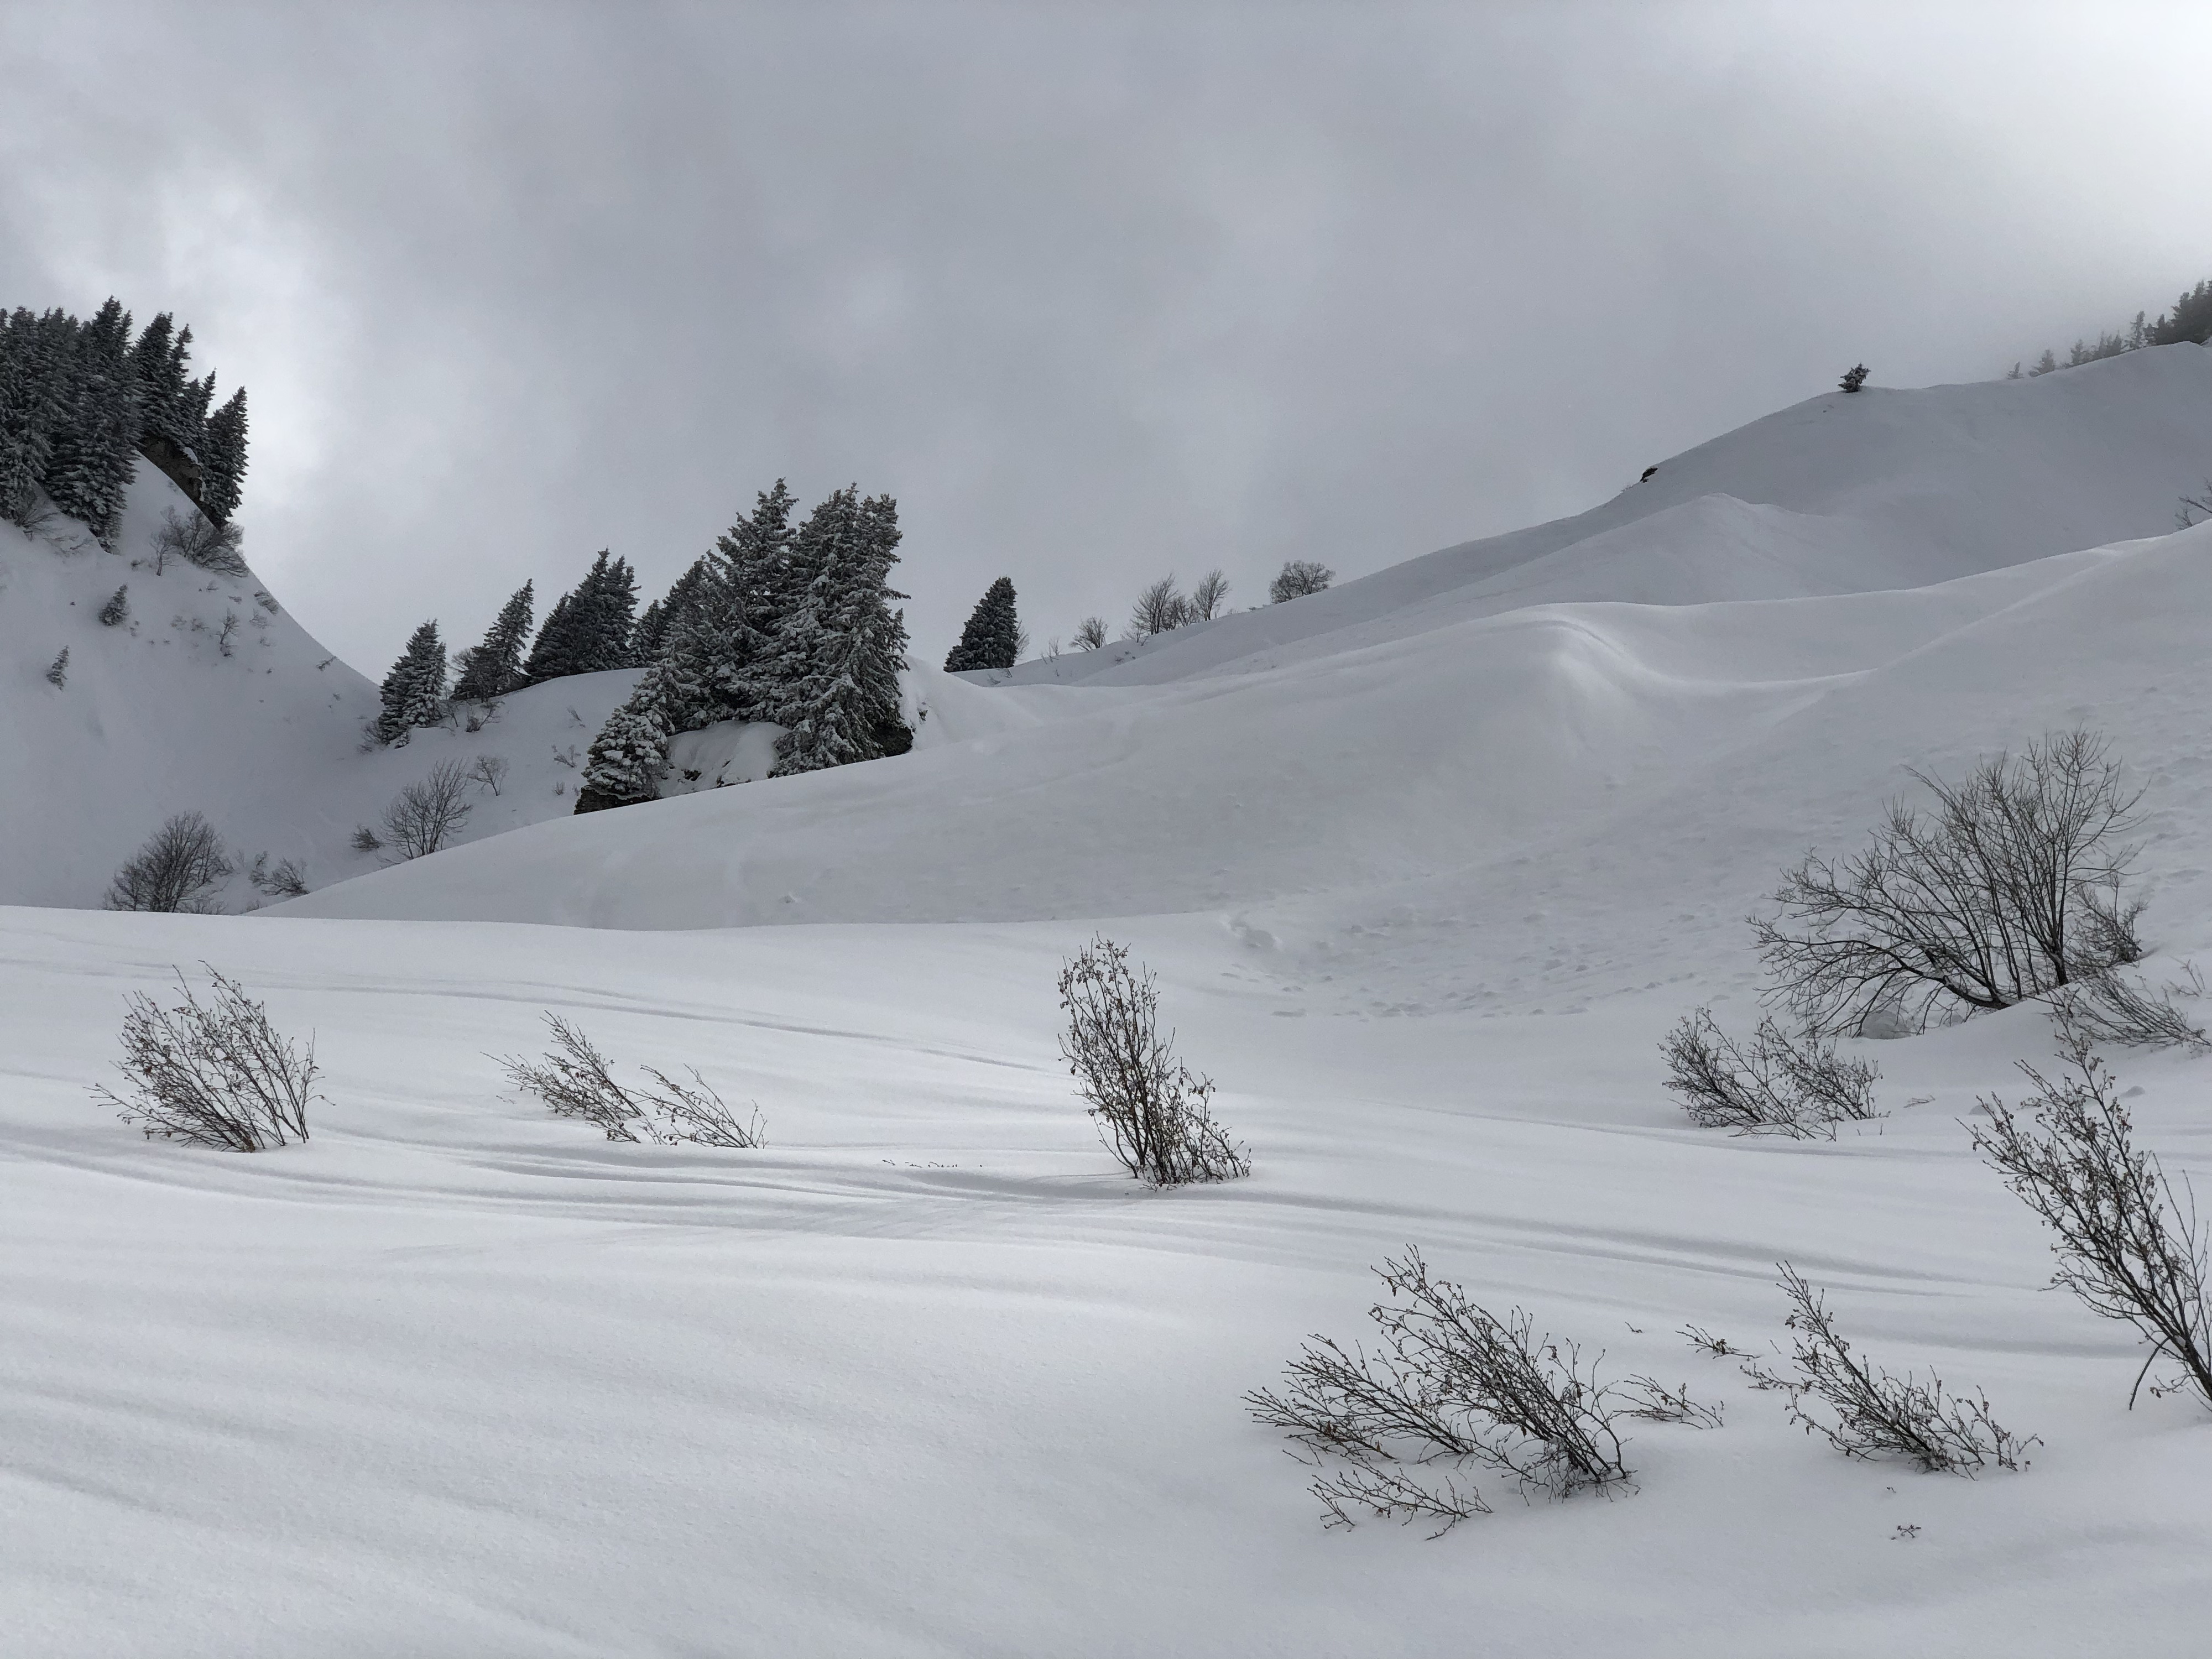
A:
[1660,1008,1880,1136]
[1972,1020,2211,1411]
[43,647,67,687]
[152,507,246,575]
[1753,728,2145,1035]
[1839,363,1870,393]
[1245,1248,1717,1534]
[105,811,232,912]
[92,966,319,1151]
[497,1013,763,1147]
[379,759,476,860]
[1744,1264,2035,1473]
[1057,936,1248,1186]
[98,583,128,625]
[1269,559,1333,603]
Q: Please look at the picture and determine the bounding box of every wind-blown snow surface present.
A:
[5,352,2210,1655]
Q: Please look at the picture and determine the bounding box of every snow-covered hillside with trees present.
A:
[4,345,2210,1656]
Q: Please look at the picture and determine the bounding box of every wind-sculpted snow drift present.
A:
[4,346,2209,1656]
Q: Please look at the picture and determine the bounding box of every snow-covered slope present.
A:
[286,345,2212,934]
[1006,341,2212,687]
[0,471,639,908]
[4,350,2209,1656]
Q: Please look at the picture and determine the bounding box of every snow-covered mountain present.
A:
[0,468,642,908]
[284,343,2212,932]
[4,346,2208,1656]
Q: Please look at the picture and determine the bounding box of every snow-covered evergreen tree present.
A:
[521,552,638,683]
[376,620,448,743]
[0,308,57,525]
[575,661,677,813]
[197,387,249,525]
[43,299,139,546]
[452,581,535,701]
[770,488,912,776]
[694,479,796,721]
[943,576,1020,671]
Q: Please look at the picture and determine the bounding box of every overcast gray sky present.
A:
[3,3,2208,674]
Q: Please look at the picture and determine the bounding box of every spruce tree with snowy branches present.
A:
[522,551,638,683]
[197,387,249,525]
[769,488,912,775]
[43,298,140,545]
[943,576,1020,671]
[575,662,677,813]
[376,620,448,743]
[452,581,535,702]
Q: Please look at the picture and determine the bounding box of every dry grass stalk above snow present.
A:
[1246,1249,1719,1536]
[1973,1016,2212,1410]
[1660,1008,1881,1138]
[1754,728,2146,1036]
[498,1013,764,1149]
[1057,936,1249,1187]
[91,966,320,1151]
[1744,1265,2036,1474]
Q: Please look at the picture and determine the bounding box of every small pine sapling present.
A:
[98,585,129,625]
[44,647,68,687]
[1839,363,1870,394]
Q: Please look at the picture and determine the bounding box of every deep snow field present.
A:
[4,348,2210,1656]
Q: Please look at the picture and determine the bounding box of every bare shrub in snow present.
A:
[1072,616,1109,651]
[379,759,476,860]
[1129,575,1189,637]
[1753,729,2145,1035]
[1971,1019,2211,1410]
[1743,1264,2034,1473]
[152,507,247,575]
[465,754,510,796]
[1661,1008,1881,1136]
[1245,1248,1716,1534]
[105,811,233,912]
[92,966,319,1151]
[1187,568,1230,621]
[498,1013,764,1148]
[1057,936,1248,1186]
[2049,963,2209,1053]
[1681,1324,1747,1358]
[349,825,383,853]
[247,852,310,900]
[1269,559,1334,603]
[2177,481,2212,530]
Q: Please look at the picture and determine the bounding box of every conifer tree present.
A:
[197,387,249,525]
[43,298,140,545]
[452,581,535,701]
[706,479,797,720]
[575,662,677,813]
[0,309,56,525]
[943,576,1020,671]
[377,620,448,743]
[521,551,638,683]
[770,488,912,776]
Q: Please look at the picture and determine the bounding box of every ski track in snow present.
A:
[3,346,2210,1655]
